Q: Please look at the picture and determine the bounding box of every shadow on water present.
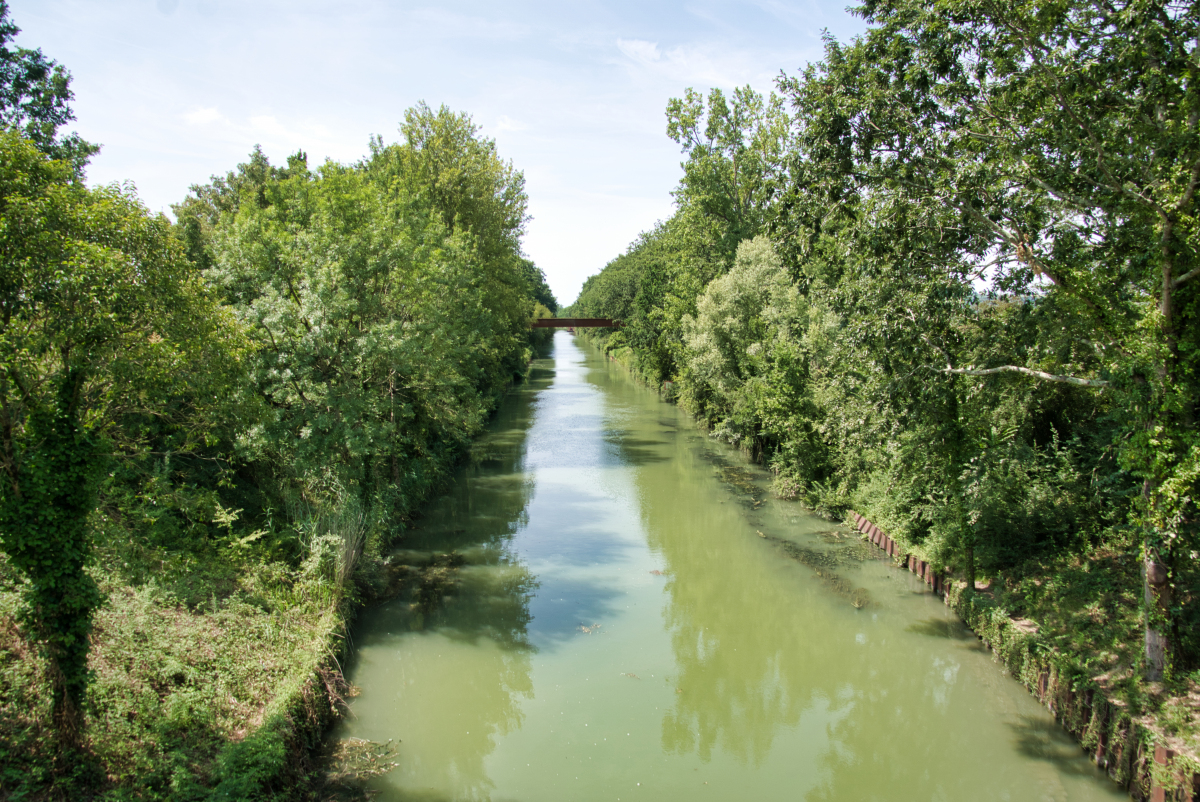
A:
[524,574,624,650]
[350,548,539,653]
[333,357,557,799]
[378,791,524,802]
[1009,715,1107,777]
[906,617,976,640]
[603,430,670,466]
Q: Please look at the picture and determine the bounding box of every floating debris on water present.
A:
[762,534,874,609]
[326,737,400,788]
[578,623,602,634]
[705,460,766,505]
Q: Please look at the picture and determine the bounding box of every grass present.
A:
[983,544,1200,758]
[0,534,345,800]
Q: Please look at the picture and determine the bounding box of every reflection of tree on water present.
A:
[636,440,969,785]
[393,366,546,645]
[636,437,1109,801]
[369,631,532,802]
[651,511,848,765]
[637,442,855,766]
[343,366,550,801]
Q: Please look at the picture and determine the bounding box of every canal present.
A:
[334,331,1126,801]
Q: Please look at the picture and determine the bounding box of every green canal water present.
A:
[335,332,1127,802]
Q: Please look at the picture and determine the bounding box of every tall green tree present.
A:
[0,131,240,741]
[368,103,535,377]
[206,157,503,507]
[773,28,1010,588]
[666,86,791,264]
[185,110,550,518]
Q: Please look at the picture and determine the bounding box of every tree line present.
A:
[0,0,555,780]
[568,0,1199,684]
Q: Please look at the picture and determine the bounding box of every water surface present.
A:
[337,332,1125,802]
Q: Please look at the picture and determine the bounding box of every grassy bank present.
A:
[0,545,345,799]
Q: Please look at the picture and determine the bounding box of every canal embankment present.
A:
[847,509,1199,802]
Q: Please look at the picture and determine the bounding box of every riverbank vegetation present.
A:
[0,4,555,796]
[568,0,1200,761]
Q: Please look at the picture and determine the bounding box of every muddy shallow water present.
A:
[334,332,1127,802]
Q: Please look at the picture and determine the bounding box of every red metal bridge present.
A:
[531,318,624,329]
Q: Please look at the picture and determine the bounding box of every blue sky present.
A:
[11,0,866,304]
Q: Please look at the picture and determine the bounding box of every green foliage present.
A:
[804,0,1199,678]
[207,159,482,505]
[0,129,245,736]
[679,237,813,460]
[186,115,549,520]
[666,86,790,264]
[366,102,536,379]
[0,1,97,171]
[0,375,99,727]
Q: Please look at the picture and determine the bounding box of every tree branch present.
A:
[1171,266,1199,288]
[940,364,1108,387]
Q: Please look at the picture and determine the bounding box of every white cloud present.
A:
[614,37,771,89]
[183,107,225,126]
[616,38,662,64]
[495,115,526,132]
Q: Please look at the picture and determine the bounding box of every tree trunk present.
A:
[965,542,976,595]
[47,654,83,753]
[1143,231,1178,680]
[1143,549,1171,681]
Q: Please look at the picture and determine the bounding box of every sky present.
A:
[10,0,867,305]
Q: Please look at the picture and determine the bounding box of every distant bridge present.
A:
[531,318,624,329]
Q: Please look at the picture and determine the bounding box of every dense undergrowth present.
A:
[568,0,1200,762]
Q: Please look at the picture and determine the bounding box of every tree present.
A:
[192,120,549,516]
[666,86,791,263]
[367,103,537,379]
[828,0,1200,680]
[681,238,796,425]
[0,1,97,172]
[0,131,236,742]
[773,28,1010,587]
[207,159,485,503]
